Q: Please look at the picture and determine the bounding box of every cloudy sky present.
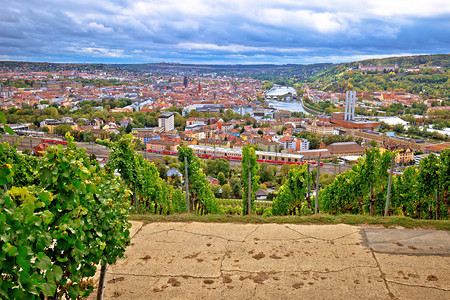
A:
[1,0,449,64]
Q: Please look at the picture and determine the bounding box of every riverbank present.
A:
[265,100,310,114]
[301,100,322,115]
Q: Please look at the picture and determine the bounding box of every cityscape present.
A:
[1,58,448,163]
[1,0,449,299]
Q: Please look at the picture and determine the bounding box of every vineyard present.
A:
[1,130,449,298]
[217,199,272,215]
[0,134,130,299]
[320,148,449,220]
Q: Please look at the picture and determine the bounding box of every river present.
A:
[265,100,310,114]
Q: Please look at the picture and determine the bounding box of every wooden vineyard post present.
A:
[247,158,251,215]
[384,155,395,216]
[315,155,320,214]
[97,264,108,300]
[185,156,190,213]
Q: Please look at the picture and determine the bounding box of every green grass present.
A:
[217,199,272,208]
[129,213,450,230]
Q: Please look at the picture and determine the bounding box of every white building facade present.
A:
[158,112,175,132]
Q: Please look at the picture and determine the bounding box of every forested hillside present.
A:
[308,54,450,99]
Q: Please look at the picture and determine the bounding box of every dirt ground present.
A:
[91,221,450,300]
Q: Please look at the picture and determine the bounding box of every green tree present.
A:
[279,164,296,182]
[438,149,450,218]
[258,163,277,183]
[222,183,232,199]
[153,158,168,180]
[215,158,231,177]
[54,124,73,136]
[174,114,186,129]
[217,172,227,185]
[168,185,186,213]
[320,170,361,215]
[368,140,378,147]
[0,141,38,188]
[204,158,230,177]
[211,184,221,198]
[241,145,259,214]
[362,148,394,216]
[163,155,173,165]
[391,166,419,217]
[417,153,439,219]
[229,177,242,198]
[273,165,310,215]
[43,106,58,118]
[99,134,169,214]
[178,144,222,214]
[125,122,133,133]
[136,155,171,214]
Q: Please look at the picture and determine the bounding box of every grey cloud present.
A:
[0,0,448,64]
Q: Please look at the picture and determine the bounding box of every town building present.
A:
[146,139,179,152]
[424,142,450,154]
[326,142,365,157]
[135,131,160,145]
[296,149,333,159]
[345,128,430,152]
[167,169,182,179]
[297,138,310,151]
[380,147,414,165]
[305,120,334,135]
[318,113,379,131]
[158,112,175,132]
[0,81,14,99]
[120,117,133,127]
[181,136,197,146]
[358,61,399,73]
[255,189,268,200]
[255,138,280,152]
[276,135,297,150]
[198,138,233,148]
[395,148,414,165]
[318,92,379,130]
[40,118,76,134]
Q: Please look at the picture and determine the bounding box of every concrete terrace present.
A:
[92,221,450,300]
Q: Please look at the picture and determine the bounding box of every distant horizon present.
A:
[1,1,449,65]
[1,53,448,67]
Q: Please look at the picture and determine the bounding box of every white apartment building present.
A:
[298,138,310,151]
[158,112,175,132]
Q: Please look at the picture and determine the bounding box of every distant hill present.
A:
[113,62,333,80]
[1,54,448,86]
[350,54,450,69]
[0,61,118,73]
[308,54,450,99]
[0,60,332,80]
[311,54,450,81]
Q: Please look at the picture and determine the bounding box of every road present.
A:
[89,221,450,300]
[0,135,351,174]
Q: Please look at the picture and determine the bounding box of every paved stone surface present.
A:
[363,228,450,256]
[91,222,450,300]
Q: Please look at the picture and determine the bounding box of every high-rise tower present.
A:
[344,91,356,121]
